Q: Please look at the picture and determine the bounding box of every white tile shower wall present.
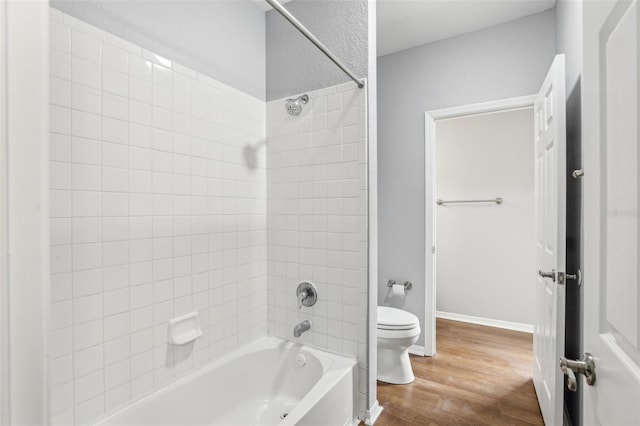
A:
[266,83,368,419]
[49,9,267,425]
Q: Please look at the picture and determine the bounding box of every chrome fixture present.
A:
[264,0,364,89]
[296,281,318,309]
[293,320,311,337]
[558,269,582,286]
[538,269,557,282]
[386,279,413,291]
[285,94,308,116]
[572,169,584,178]
[437,197,503,206]
[560,353,596,391]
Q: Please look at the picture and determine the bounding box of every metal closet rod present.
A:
[265,0,365,89]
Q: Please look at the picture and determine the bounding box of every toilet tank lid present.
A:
[377,306,419,327]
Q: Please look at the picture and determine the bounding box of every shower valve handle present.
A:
[297,291,308,309]
[296,281,318,309]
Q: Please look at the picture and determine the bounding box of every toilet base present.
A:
[377,346,415,384]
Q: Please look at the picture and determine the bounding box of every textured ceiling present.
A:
[377,0,556,56]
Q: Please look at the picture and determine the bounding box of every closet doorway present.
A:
[424,96,537,354]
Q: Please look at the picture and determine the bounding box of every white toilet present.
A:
[377,306,421,384]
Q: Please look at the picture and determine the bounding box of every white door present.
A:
[533,54,566,426]
[583,0,640,424]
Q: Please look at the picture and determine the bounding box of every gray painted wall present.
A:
[50,0,266,100]
[265,0,368,101]
[377,10,556,346]
[555,1,583,424]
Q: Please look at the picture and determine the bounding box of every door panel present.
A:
[583,0,640,424]
[604,0,639,352]
[533,54,566,426]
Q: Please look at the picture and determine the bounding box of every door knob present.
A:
[560,353,596,392]
[538,269,556,282]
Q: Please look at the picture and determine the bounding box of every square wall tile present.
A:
[49,10,268,425]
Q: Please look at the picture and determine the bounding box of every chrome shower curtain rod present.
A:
[265,0,365,89]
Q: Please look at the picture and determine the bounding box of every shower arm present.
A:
[265,0,365,89]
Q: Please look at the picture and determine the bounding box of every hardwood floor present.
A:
[375,319,543,426]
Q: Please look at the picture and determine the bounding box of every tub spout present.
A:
[293,320,311,337]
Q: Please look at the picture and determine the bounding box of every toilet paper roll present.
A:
[392,283,405,297]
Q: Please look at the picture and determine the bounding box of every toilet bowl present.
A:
[377,306,421,384]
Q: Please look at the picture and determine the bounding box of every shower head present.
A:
[285,94,309,116]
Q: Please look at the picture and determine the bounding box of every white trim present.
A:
[426,95,538,121]
[0,1,8,423]
[5,1,49,424]
[364,400,383,425]
[366,0,379,422]
[436,311,534,334]
[409,345,425,357]
[424,113,437,357]
[424,95,537,358]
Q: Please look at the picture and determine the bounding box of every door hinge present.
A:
[560,352,596,391]
[432,246,435,254]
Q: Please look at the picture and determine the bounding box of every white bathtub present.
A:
[94,336,357,426]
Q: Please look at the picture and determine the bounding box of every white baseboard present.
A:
[409,344,425,356]
[436,311,533,333]
[364,400,383,425]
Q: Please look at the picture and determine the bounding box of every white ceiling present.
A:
[377,0,556,57]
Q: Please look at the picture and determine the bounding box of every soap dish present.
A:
[167,311,203,345]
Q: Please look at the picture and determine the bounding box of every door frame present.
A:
[1,1,50,424]
[423,94,537,356]
[0,1,8,422]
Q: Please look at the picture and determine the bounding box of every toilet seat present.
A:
[377,306,420,330]
[377,327,420,340]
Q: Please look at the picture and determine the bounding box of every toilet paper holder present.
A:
[387,279,412,291]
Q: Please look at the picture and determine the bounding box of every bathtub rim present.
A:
[92,335,357,426]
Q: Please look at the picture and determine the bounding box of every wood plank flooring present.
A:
[374,319,543,426]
